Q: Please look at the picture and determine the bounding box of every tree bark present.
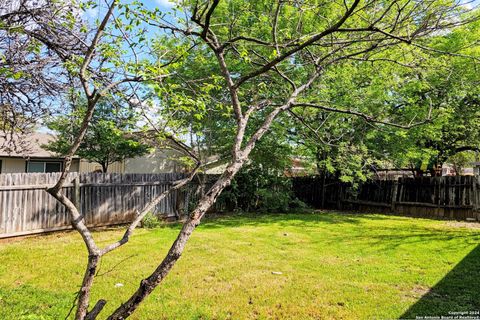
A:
[107,161,244,319]
[46,189,101,320]
[76,254,101,320]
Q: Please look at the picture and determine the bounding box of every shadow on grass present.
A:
[196,211,395,229]
[153,211,480,255]
[400,244,480,319]
[153,211,367,231]
[160,211,480,243]
[341,228,480,252]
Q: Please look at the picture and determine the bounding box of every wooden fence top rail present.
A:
[397,182,475,187]
[343,199,391,208]
[343,201,476,210]
[79,182,174,188]
[0,181,183,191]
[396,201,474,209]
[0,184,67,191]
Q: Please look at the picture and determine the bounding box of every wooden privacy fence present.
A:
[293,176,480,221]
[291,176,341,209]
[0,172,213,238]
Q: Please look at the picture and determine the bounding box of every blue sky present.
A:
[151,0,174,8]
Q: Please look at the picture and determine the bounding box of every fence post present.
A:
[391,179,398,213]
[473,176,479,221]
[335,183,342,210]
[73,176,81,212]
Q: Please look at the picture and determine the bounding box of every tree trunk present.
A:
[76,254,100,320]
[107,161,244,319]
[46,189,101,320]
[101,162,108,173]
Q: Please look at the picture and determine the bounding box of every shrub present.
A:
[141,212,162,229]
[218,163,308,213]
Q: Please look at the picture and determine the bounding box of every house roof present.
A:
[0,131,66,159]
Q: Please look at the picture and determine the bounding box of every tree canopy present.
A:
[45,101,151,172]
[1,1,479,319]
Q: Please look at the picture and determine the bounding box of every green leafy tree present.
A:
[378,18,480,175]
[4,1,480,319]
[285,16,480,178]
[46,102,151,172]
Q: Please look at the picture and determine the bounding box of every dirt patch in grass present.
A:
[410,285,430,298]
[445,221,480,229]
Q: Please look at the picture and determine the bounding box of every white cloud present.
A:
[153,0,174,8]
[85,7,98,18]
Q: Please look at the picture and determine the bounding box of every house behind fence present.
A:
[0,172,215,238]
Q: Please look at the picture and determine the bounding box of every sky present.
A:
[153,0,174,8]
[17,0,480,133]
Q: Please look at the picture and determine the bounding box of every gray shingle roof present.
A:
[0,132,63,158]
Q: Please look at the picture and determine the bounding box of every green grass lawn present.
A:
[1,211,480,319]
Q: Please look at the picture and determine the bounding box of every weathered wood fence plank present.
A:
[293,175,480,221]
[0,172,214,238]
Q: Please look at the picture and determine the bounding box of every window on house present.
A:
[0,159,2,173]
[45,162,62,172]
[27,161,62,173]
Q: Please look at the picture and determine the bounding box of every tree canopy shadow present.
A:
[400,244,480,319]
[194,211,401,230]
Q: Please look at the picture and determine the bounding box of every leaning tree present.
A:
[1,1,190,319]
[107,1,480,319]
[2,0,479,319]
